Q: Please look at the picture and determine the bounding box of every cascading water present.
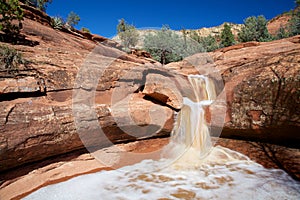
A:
[24,75,300,200]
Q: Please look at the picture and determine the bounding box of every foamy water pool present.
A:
[24,146,300,200]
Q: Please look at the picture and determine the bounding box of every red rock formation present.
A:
[267,14,291,35]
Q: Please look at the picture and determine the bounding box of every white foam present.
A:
[24,146,300,200]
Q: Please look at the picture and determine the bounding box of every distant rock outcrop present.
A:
[112,23,243,48]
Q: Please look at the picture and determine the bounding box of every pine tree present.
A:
[220,23,235,47]
[238,15,272,42]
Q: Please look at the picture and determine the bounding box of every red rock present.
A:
[267,14,291,35]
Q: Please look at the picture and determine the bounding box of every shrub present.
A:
[0,0,24,36]
[220,23,235,47]
[0,45,27,73]
[50,16,64,30]
[81,27,90,33]
[238,15,273,42]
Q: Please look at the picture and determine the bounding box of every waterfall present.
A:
[161,75,217,168]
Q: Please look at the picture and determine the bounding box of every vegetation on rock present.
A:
[50,16,64,30]
[0,45,28,74]
[0,0,24,36]
[81,27,90,33]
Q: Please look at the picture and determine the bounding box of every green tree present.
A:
[0,0,23,36]
[117,19,139,51]
[220,23,235,47]
[67,11,80,28]
[198,35,219,52]
[144,25,203,65]
[238,15,272,42]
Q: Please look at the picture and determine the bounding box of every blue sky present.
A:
[47,0,296,38]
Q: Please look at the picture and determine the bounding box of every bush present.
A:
[238,15,272,42]
[0,45,27,73]
[0,0,24,36]
[220,23,235,47]
[81,27,90,33]
[50,16,64,30]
